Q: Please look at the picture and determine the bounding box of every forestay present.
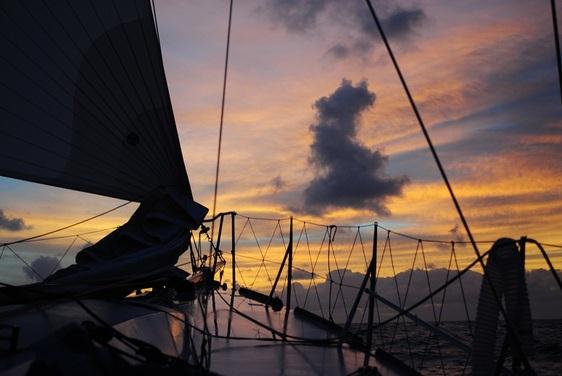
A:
[0,0,190,201]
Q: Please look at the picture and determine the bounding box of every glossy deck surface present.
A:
[186,291,392,376]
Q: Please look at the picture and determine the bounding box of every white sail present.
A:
[0,0,191,201]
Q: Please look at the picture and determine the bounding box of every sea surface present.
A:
[356,319,562,375]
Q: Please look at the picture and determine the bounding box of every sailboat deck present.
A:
[187,291,390,376]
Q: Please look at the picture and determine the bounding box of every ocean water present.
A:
[356,320,562,375]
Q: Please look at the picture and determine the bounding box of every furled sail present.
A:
[0,0,190,201]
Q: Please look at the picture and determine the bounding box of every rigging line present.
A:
[238,213,497,243]
[377,226,496,245]
[211,0,234,238]
[552,0,562,106]
[21,227,118,243]
[126,298,343,346]
[234,252,362,291]
[134,0,179,158]
[364,0,482,266]
[452,243,473,335]
[236,213,292,222]
[332,229,359,315]
[541,242,562,249]
[6,245,42,280]
[48,235,78,277]
[0,201,132,247]
[0,281,197,366]
[306,225,326,316]
[150,0,161,44]
[293,218,374,228]
[137,0,183,160]
[215,291,344,344]
[144,0,192,192]
[419,241,447,374]
[362,2,534,371]
[360,245,494,334]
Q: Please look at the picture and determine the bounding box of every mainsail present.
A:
[0,0,207,290]
[0,0,190,201]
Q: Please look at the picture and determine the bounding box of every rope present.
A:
[20,227,117,243]
[6,245,42,280]
[362,0,482,257]
[48,235,78,277]
[452,243,473,335]
[0,201,131,247]
[150,0,161,44]
[551,0,562,106]
[221,212,504,245]
[303,223,327,317]
[363,1,532,371]
[247,219,274,287]
[362,246,494,334]
[211,0,234,235]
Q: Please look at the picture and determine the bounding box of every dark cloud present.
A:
[435,224,468,251]
[270,176,286,191]
[260,1,426,60]
[326,43,350,60]
[303,79,408,215]
[449,224,466,244]
[258,0,326,33]
[23,256,61,282]
[0,209,30,231]
[379,7,426,40]
[343,5,426,58]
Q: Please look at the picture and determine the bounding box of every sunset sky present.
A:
[0,0,561,281]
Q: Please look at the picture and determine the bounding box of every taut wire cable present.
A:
[211,0,234,239]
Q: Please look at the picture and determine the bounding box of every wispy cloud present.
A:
[259,0,426,60]
[303,79,409,215]
[257,0,327,33]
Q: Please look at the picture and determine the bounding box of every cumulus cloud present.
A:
[302,79,408,215]
[259,1,426,60]
[23,255,61,282]
[0,209,31,231]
